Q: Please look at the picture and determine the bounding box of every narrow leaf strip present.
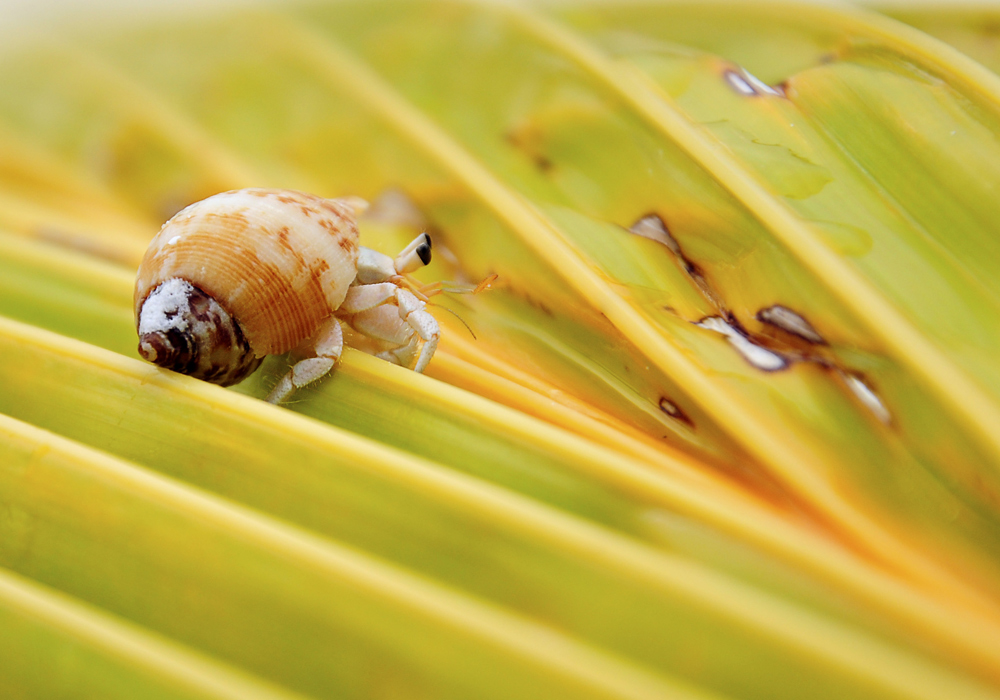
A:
[0,567,309,700]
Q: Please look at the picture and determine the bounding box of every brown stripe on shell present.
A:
[134,189,360,356]
[318,199,360,255]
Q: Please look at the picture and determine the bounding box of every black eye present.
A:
[416,235,432,265]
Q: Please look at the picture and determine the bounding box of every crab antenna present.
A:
[435,304,478,340]
[394,233,432,274]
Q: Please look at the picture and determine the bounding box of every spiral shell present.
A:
[134,188,360,357]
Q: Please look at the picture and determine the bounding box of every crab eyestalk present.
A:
[394,232,432,274]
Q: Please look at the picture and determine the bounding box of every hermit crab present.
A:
[133,188,439,404]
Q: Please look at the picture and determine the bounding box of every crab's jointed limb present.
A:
[265,316,344,404]
[265,233,439,404]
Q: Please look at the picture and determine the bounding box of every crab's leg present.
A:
[376,335,420,368]
[350,305,414,347]
[265,316,344,404]
[340,282,397,314]
[396,289,439,373]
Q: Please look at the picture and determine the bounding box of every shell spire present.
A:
[137,278,263,386]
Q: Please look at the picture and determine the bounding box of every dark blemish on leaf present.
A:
[659,397,694,427]
[757,305,826,345]
[519,291,556,318]
[629,213,683,256]
[839,370,891,425]
[629,213,725,311]
[722,66,785,98]
[980,20,1000,38]
[630,214,891,422]
[505,129,554,174]
[694,316,790,372]
[724,70,757,96]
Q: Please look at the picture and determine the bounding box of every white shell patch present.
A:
[138,278,196,335]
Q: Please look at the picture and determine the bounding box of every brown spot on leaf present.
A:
[839,370,891,425]
[659,397,694,427]
[629,213,725,312]
[629,213,683,257]
[695,316,790,372]
[757,305,826,345]
[505,126,555,174]
[722,65,785,98]
[631,211,890,425]
[533,154,554,172]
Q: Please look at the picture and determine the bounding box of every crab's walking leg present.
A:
[376,336,419,368]
[346,287,440,372]
[265,316,344,404]
[397,289,439,373]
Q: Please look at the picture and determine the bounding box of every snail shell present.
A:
[134,188,360,385]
